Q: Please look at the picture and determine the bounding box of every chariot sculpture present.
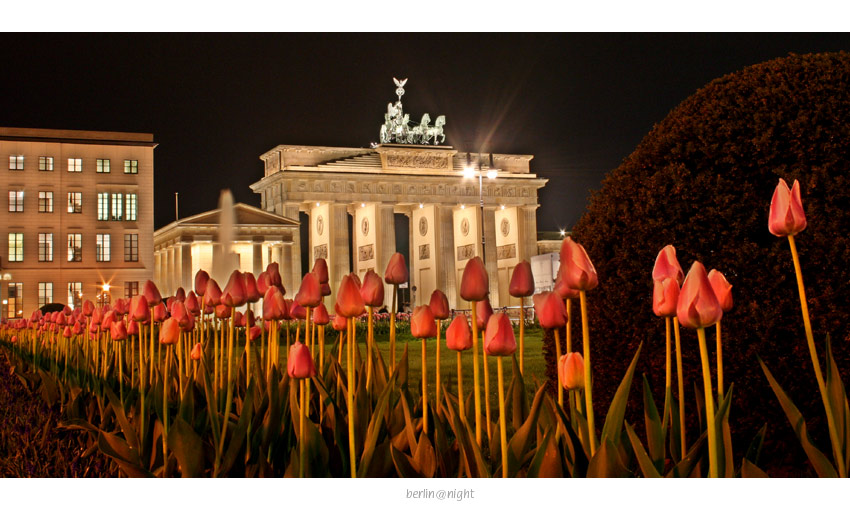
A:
[379,78,446,145]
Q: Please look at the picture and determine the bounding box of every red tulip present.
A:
[204,303,215,315]
[111,320,128,341]
[558,352,585,390]
[336,275,365,318]
[63,305,73,315]
[312,258,329,284]
[185,291,200,316]
[769,178,807,237]
[410,305,438,338]
[384,252,409,285]
[445,315,473,352]
[290,301,307,320]
[245,309,256,328]
[205,279,222,306]
[215,304,231,320]
[263,286,287,321]
[428,290,450,320]
[287,341,316,379]
[532,291,567,329]
[56,313,66,326]
[652,245,684,284]
[100,311,114,329]
[707,269,733,312]
[82,300,95,317]
[256,271,270,295]
[143,280,162,306]
[321,282,332,297]
[652,278,680,318]
[159,317,180,345]
[360,270,385,307]
[509,260,535,297]
[313,303,330,325]
[174,287,186,302]
[244,273,261,303]
[62,325,72,338]
[127,320,139,336]
[249,325,261,342]
[475,298,493,329]
[234,311,245,328]
[73,321,84,335]
[460,256,489,301]
[560,237,598,291]
[194,269,210,297]
[332,313,348,332]
[266,262,283,292]
[130,295,150,322]
[484,313,517,356]
[295,272,322,308]
[190,342,202,360]
[172,301,191,329]
[677,261,723,329]
[554,270,580,300]
[222,270,247,307]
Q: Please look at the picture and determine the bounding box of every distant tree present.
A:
[565,52,850,476]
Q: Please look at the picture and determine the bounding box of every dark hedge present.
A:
[565,52,850,476]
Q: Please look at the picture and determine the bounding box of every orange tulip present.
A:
[558,352,585,390]
[185,291,200,317]
[256,271,270,295]
[312,258,329,284]
[652,278,680,318]
[244,273,262,303]
[768,178,807,237]
[332,313,348,332]
[677,261,723,329]
[336,275,365,318]
[553,270,580,300]
[131,295,150,322]
[428,290,450,320]
[263,286,287,321]
[205,279,222,306]
[294,272,322,308]
[190,342,202,360]
[143,280,162,306]
[707,269,733,312]
[287,341,316,379]
[111,320,128,341]
[475,298,493,329]
[159,317,180,345]
[446,315,473,351]
[652,245,684,284]
[484,313,517,356]
[222,270,247,307]
[532,291,567,329]
[460,256,489,301]
[560,237,598,291]
[360,270,385,307]
[384,252,409,285]
[313,302,330,325]
[194,269,210,296]
[410,305,438,338]
[509,260,535,297]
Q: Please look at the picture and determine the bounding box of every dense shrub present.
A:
[567,52,850,476]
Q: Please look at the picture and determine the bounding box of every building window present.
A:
[67,192,82,213]
[38,282,53,307]
[96,159,110,173]
[125,193,137,221]
[9,155,24,171]
[124,233,139,262]
[67,158,82,172]
[6,283,23,319]
[38,191,53,213]
[111,193,123,221]
[39,156,54,171]
[124,160,138,174]
[96,233,110,262]
[97,193,109,220]
[67,233,82,262]
[124,281,139,299]
[8,190,24,212]
[67,282,82,309]
[38,233,53,262]
[8,233,23,262]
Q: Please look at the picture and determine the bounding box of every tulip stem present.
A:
[470,303,482,447]
[716,321,724,400]
[139,324,146,447]
[579,290,596,454]
[390,285,397,375]
[300,378,306,478]
[674,316,686,459]
[663,317,671,440]
[519,300,525,375]
[697,327,718,478]
[482,333,492,444]
[497,356,508,478]
[347,317,357,478]
[555,328,563,409]
[457,351,465,425]
[422,336,428,435]
[435,319,441,418]
[118,341,124,404]
[788,235,846,477]
[163,344,171,474]
[367,306,373,392]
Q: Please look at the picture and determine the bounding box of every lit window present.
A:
[8,190,23,212]
[38,282,53,307]
[124,234,139,262]
[38,191,53,213]
[124,160,138,174]
[38,233,53,262]
[6,283,23,318]
[125,193,137,221]
[67,192,82,213]
[124,281,139,299]
[111,193,123,221]
[96,233,111,262]
[97,193,109,220]
[67,234,82,262]
[67,158,82,172]
[8,233,23,262]
[9,155,24,170]
[39,156,53,171]
[96,158,110,173]
[67,282,82,309]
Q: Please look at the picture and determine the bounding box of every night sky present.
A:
[2,33,848,233]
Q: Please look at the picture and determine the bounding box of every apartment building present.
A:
[0,127,155,319]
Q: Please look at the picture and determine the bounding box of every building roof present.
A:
[154,202,299,238]
[0,127,157,147]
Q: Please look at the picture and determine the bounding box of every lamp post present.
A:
[463,153,497,263]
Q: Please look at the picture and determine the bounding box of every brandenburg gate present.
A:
[250,79,547,311]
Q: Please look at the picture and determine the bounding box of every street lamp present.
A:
[463,152,497,265]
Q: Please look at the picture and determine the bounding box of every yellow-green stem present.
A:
[674,316,686,458]
[390,286,397,375]
[716,321,724,400]
[519,300,525,374]
[497,356,508,478]
[347,317,357,478]
[422,337,428,434]
[299,378,306,478]
[435,320,441,417]
[555,328,563,409]
[457,351,465,424]
[483,332,492,443]
[697,327,718,478]
[367,306,373,391]
[579,290,596,454]
[471,303,482,446]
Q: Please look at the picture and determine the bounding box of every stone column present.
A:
[329,203,350,308]
[406,210,415,306]
[166,245,175,296]
[377,204,396,308]
[284,204,302,289]
[521,205,539,262]
[482,206,500,307]
[435,204,458,310]
[252,237,263,276]
[154,250,162,288]
[181,242,192,291]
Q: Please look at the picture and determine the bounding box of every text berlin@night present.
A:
[405,489,475,501]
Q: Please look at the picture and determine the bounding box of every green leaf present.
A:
[105,387,139,455]
[625,422,662,478]
[219,379,255,476]
[358,370,397,477]
[600,343,643,446]
[413,434,437,478]
[586,438,631,477]
[391,444,423,478]
[744,423,767,467]
[167,417,204,477]
[510,355,528,432]
[741,458,769,478]
[507,383,546,477]
[714,384,735,478]
[641,375,664,469]
[825,335,848,464]
[666,433,706,478]
[97,432,155,478]
[759,356,838,477]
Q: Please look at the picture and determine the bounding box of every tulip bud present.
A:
[460,256,489,302]
[484,312,517,356]
[185,291,200,317]
[73,321,84,335]
[256,271,270,295]
[159,317,180,345]
[559,352,585,390]
[263,286,287,321]
[446,315,473,352]
[509,260,535,298]
[63,325,72,338]
[707,269,733,312]
[194,269,210,296]
[332,313,348,332]
[677,261,723,329]
[143,280,162,306]
[360,270,385,307]
[652,278,680,318]
[560,237,598,291]
[313,303,330,325]
[111,320,128,341]
[266,262,284,292]
[312,258,329,284]
[428,290,450,320]
[127,320,140,336]
[63,305,73,315]
[205,279,222,306]
[174,287,186,302]
[215,304,231,320]
[234,311,245,328]
[248,325,261,342]
[244,273,262,303]
[222,270,247,307]
[533,291,567,329]
[554,270,580,300]
[475,298,493,330]
[321,282,332,297]
[410,305,438,338]
[336,275,365,318]
[384,252,409,285]
[152,302,168,323]
[294,272,322,308]
[82,300,95,317]
[769,178,807,237]
[287,341,316,379]
[190,342,203,360]
[652,245,684,284]
[130,295,150,322]
[290,301,307,320]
